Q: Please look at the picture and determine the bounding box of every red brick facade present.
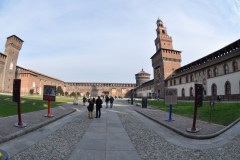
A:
[0,35,23,93]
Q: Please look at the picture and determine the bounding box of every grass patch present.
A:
[0,94,73,117]
[136,99,240,126]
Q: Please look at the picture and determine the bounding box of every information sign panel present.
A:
[142,97,147,108]
[43,85,56,101]
[165,88,177,105]
[13,79,21,102]
[195,84,203,107]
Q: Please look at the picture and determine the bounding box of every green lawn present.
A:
[0,94,74,117]
[136,99,240,126]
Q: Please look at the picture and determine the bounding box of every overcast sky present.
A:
[0,0,239,83]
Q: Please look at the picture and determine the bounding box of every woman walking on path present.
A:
[95,96,103,118]
[87,98,94,119]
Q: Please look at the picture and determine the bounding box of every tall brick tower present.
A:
[1,35,24,93]
[151,19,181,98]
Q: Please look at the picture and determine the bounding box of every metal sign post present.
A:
[13,79,27,128]
[167,104,174,122]
[165,88,177,122]
[130,93,133,105]
[186,84,202,133]
[43,85,56,118]
[209,99,215,123]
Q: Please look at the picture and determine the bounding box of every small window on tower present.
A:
[10,62,13,70]
[162,30,165,34]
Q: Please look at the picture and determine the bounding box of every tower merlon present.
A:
[161,48,181,55]
[6,35,24,50]
[0,52,7,59]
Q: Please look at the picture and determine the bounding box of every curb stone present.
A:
[135,110,240,139]
[0,109,76,144]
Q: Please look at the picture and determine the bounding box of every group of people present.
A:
[83,95,114,119]
[105,95,114,108]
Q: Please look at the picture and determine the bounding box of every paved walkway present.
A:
[69,109,140,160]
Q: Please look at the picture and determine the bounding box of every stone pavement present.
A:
[69,109,140,160]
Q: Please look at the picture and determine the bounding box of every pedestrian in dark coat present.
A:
[95,96,103,118]
[83,96,87,106]
[105,96,110,108]
[110,96,114,108]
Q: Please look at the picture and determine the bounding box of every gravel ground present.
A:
[10,112,91,160]
[117,109,240,160]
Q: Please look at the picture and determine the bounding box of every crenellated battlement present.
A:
[0,53,7,60]
[5,35,24,50]
[161,48,181,55]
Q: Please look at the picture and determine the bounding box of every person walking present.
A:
[87,98,94,119]
[83,96,87,106]
[92,97,96,104]
[110,96,114,108]
[105,96,110,108]
[95,96,103,118]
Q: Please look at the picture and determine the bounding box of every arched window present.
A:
[207,69,212,78]
[224,64,229,74]
[211,84,217,96]
[186,76,189,83]
[190,74,194,82]
[232,61,238,72]
[213,67,218,77]
[182,88,185,97]
[190,87,193,96]
[203,78,206,85]
[225,81,231,95]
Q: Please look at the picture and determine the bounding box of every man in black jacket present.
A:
[95,96,103,118]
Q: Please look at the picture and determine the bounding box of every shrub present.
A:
[29,89,34,95]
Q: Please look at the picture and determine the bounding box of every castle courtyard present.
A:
[0,100,239,160]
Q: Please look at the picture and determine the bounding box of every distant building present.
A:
[135,19,240,101]
[65,82,135,98]
[135,69,150,86]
